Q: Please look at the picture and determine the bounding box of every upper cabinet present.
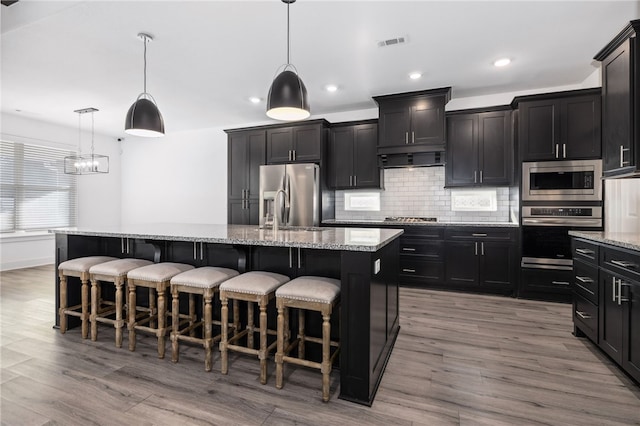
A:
[513,88,602,162]
[266,120,328,164]
[328,120,381,189]
[595,20,640,178]
[374,88,451,155]
[445,107,513,187]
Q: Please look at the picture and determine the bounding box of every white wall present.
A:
[0,112,121,270]
[605,179,640,233]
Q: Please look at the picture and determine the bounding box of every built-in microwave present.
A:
[522,159,603,202]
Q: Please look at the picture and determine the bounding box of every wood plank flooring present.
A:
[1,265,638,425]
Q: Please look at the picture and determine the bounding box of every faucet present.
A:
[273,189,288,232]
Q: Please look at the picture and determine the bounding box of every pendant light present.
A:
[64,108,109,175]
[125,33,165,137]
[266,0,310,121]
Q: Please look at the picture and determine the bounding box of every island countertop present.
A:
[568,230,640,252]
[49,223,403,252]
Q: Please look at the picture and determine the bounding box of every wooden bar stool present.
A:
[275,276,341,402]
[219,271,290,384]
[169,266,239,371]
[88,258,153,347]
[58,256,118,339]
[126,262,194,358]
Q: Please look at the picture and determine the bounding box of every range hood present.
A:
[378,152,445,168]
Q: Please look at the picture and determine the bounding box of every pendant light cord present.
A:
[286,1,290,65]
[143,36,148,94]
[77,112,82,156]
[90,110,95,157]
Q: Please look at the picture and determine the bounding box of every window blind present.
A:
[1,140,77,232]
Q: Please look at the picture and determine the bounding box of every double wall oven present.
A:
[520,159,603,298]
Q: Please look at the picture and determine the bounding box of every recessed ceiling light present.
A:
[409,72,422,80]
[249,97,261,104]
[325,84,338,93]
[494,58,511,67]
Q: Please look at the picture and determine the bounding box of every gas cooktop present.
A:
[383,217,437,223]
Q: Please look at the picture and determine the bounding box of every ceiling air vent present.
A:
[377,36,407,48]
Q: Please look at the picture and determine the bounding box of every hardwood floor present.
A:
[1,265,639,425]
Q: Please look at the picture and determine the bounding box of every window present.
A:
[1,140,77,232]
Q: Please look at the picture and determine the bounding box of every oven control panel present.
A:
[528,207,597,217]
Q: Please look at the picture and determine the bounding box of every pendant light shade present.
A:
[125,33,164,137]
[266,0,310,121]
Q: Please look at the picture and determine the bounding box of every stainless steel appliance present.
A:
[522,159,603,202]
[521,205,602,270]
[259,163,320,228]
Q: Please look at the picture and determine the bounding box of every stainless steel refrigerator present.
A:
[259,163,320,228]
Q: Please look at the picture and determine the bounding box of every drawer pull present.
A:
[472,233,487,237]
[551,281,570,286]
[610,260,637,269]
[575,276,593,284]
[575,311,592,320]
[402,247,416,252]
[402,268,416,273]
[575,248,594,256]
[576,283,595,296]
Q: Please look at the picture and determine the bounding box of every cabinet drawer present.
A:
[573,259,599,304]
[401,226,444,239]
[572,238,599,264]
[399,258,444,282]
[601,246,640,280]
[573,292,598,343]
[445,228,515,241]
[399,239,443,259]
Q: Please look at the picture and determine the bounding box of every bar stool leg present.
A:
[114,278,124,348]
[276,303,285,389]
[59,273,67,334]
[189,294,196,337]
[171,287,180,363]
[259,298,268,385]
[232,299,240,337]
[81,276,90,339]
[220,293,229,375]
[203,290,213,372]
[298,309,305,359]
[322,312,331,402]
[90,278,99,341]
[128,282,137,351]
[247,301,254,349]
[149,288,157,329]
[157,285,167,359]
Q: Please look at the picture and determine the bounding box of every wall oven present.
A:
[522,159,603,202]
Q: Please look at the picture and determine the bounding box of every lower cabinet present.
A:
[398,227,445,286]
[519,268,573,302]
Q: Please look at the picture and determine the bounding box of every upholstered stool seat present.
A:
[58,256,118,339]
[275,276,341,402]
[127,262,194,358]
[169,266,239,371]
[219,271,290,384]
[89,258,153,347]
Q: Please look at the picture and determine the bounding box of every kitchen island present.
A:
[50,223,403,406]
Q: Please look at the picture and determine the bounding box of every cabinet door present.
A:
[446,114,477,186]
[247,130,266,199]
[378,101,411,147]
[411,100,445,146]
[623,280,640,382]
[445,241,479,286]
[478,111,511,185]
[602,39,633,174]
[329,126,355,188]
[352,124,379,188]
[560,95,601,160]
[292,124,322,162]
[227,132,248,200]
[479,241,514,292]
[520,100,559,161]
[228,200,247,225]
[599,269,624,364]
[267,127,293,163]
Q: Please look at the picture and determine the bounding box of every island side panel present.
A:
[339,237,400,405]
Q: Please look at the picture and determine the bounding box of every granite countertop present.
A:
[322,219,519,228]
[568,231,640,252]
[49,223,403,252]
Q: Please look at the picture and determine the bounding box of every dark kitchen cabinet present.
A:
[397,226,445,287]
[445,107,512,187]
[374,88,451,155]
[572,238,600,343]
[519,268,573,302]
[514,88,601,161]
[329,120,381,189]
[444,227,517,295]
[266,121,327,164]
[226,129,265,225]
[599,268,625,364]
[595,20,640,177]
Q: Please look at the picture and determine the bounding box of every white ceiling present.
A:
[1,0,638,139]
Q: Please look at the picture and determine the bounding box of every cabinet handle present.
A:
[619,281,630,304]
[480,170,483,183]
[121,237,125,253]
[551,281,570,286]
[576,311,592,320]
[610,259,637,269]
[126,238,130,254]
[289,248,293,268]
[612,277,617,302]
[405,132,409,144]
[481,242,484,256]
[474,170,477,183]
[297,247,302,269]
[475,242,478,256]
[555,144,559,158]
[562,143,566,158]
[353,175,357,186]
[293,150,296,161]
[575,248,594,256]
[472,233,487,237]
[402,268,416,273]
[412,131,415,143]
[402,247,416,252]
[576,276,593,283]
[193,241,197,259]
[621,145,630,166]
[200,242,204,260]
